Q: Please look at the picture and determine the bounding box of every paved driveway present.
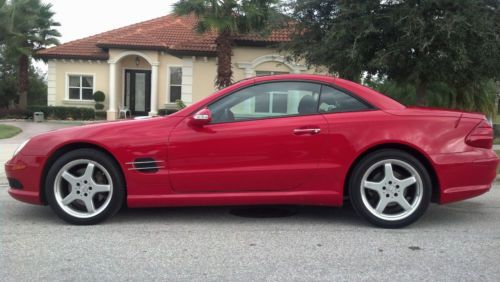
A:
[0,121,499,281]
[0,121,79,182]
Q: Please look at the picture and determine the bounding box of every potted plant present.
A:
[93,91,106,119]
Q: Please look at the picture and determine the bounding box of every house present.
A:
[36,14,320,120]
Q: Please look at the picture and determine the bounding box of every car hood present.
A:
[20,116,184,156]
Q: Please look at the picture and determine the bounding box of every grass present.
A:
[0,124,22,139]
[494,137,500,145]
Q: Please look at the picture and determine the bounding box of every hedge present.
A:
[158,108,178,116]
[27,106,95,120]
[0,108,29,119]
[95,111,107,120]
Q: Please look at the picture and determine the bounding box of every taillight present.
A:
[465,120,493,149]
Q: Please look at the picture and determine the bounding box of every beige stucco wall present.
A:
[49,46,325,115]
[191,57,218,103]
[49,60,109,108]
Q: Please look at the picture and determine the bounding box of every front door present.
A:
[125,70,151,116]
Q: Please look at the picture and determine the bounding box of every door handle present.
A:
[293,128,321,135]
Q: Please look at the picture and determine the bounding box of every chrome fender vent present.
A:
[126,158,165,173]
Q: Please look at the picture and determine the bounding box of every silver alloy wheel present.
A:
[54,159,113,219]
[360,159,423,221]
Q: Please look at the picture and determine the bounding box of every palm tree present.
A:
[3,0,60,109]
[174,0,282,89]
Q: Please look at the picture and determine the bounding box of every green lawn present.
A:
[0,124,22,139]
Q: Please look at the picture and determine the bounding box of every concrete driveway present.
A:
[0,121,499,281]
[0,121,79,182]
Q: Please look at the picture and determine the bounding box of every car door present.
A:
[168,81,329,193]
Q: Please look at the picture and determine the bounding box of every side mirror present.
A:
[189,108,212,126]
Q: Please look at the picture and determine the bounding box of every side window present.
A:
[208,82,321,124]
[319,86,371,113]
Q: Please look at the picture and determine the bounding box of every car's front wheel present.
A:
[45,149,124,225]
[349,149,431,228]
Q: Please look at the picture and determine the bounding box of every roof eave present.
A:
[34,52,109,61]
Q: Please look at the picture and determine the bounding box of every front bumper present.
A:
[5,154,46,205]
[431,150,499,204]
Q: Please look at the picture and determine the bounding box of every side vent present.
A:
[126,158,165,173]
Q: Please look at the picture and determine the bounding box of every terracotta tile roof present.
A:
[36,14,291,60]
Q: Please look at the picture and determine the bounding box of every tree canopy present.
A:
[174,0,283,88]
[1,0,60,109]
[284,0,500,114]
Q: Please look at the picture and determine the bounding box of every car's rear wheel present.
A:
[349,149,431,228]
[45,149,124,225]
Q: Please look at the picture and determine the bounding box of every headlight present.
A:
[13,139,30,157]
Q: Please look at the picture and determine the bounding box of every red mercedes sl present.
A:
[5,74,498,227]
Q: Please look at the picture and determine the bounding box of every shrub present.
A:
[93,91,106,113]
[95,111,107,120]
[0,108,29,119]
[175,99,186,110]
[27,106,95,120]
[158,108,178,116]
[93,91,105,102]
[94,103,105,110]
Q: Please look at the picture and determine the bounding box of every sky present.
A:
[36,0,178,71]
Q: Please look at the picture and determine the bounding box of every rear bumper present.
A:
[431,150,498,204]
[4,154,46,205]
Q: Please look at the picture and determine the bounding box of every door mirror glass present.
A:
[190,108,212,126]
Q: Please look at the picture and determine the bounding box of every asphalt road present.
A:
[1,121,499,281]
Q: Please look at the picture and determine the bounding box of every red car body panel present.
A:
[5,74,498,209]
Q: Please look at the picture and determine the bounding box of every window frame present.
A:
[317,84,376,115]
[255,70,290,77]
[204,80,377,125]
[167,65,183,103]
[65,73,96,101]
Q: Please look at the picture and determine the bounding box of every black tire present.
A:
[349,149,431,228]
[45,148,125,225]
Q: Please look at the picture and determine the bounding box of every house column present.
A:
[107,61,117,120]
[149,63,159,116]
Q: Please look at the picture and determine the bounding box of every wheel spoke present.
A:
[62,171,78,186]
[375,197,389,213]
[399,176,416,190]
[384,163,394,179]
[62,193,77,206]
[92,183,111,194]
[83,163,95,180]
[83,198,96,213]
[364,180,383,192]
[397,196,412,211]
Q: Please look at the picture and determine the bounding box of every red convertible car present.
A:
[5,74,498,227]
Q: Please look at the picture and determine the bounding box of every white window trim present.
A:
[166,65,183,105]
[65,72,96,101]
[236,54,308,78]
[255,71,290,76]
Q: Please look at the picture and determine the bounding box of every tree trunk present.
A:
[415,77,428,106]
[17,54,29,109]
[215,29,233,89]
